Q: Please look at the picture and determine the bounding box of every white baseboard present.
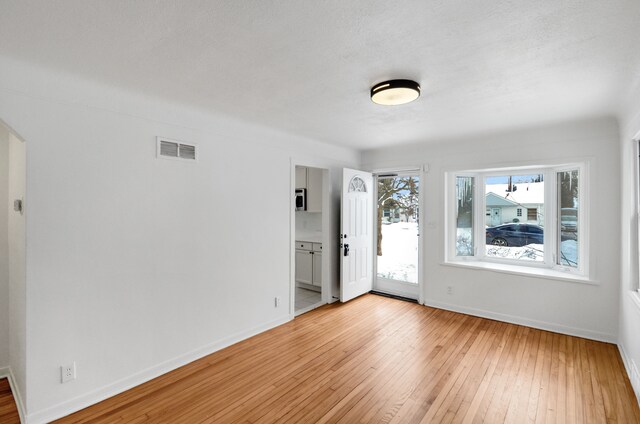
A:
[0,366,26,424]
[422,298,616,344]
[618,343,640,406]
[26,315,291,424]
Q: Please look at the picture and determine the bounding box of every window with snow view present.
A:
[558,170,579,268]
[456,176,474,256]
[376,175,419,283]
[447,165,586,277]
[485,174,545,263]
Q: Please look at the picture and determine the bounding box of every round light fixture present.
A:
[371,79,421,106]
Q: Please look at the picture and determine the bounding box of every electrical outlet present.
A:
[447,286,453,295]
[61,362,76,383]
[274,297,281,308]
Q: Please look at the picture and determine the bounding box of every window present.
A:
[558,170,579,267]
[455,176,474,256]
[448,164,586,277]
[485,174,545,262]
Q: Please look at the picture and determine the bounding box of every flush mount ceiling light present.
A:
[371,79,421,106]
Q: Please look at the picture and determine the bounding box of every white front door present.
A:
[491,208,502,226]
[340,168,374,302]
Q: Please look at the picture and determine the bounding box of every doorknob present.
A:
[343,244,349,257]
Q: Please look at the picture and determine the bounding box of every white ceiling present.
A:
[1,1,639,149]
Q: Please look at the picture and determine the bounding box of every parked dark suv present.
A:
[485,224,544,247]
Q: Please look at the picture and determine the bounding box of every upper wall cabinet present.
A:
[295,166,307,189]
[296,166,323,213]
[306,167,323,213]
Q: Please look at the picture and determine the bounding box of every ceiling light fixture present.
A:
[371,79,421,106]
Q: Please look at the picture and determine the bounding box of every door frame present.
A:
[371,167,425,304]
[289,159,331,318]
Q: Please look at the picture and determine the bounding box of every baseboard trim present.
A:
[0,366,26,424]
[26,315,291,424]
[422,298,616,344]
[618,343,640,407]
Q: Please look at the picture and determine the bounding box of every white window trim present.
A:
[446,163,589,281]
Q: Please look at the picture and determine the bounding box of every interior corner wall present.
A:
[618,86,640,402]
[0,58,360,422]
[362,116,621,343]
[0,124,9,369]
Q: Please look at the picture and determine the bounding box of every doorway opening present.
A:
[374,172,420,300]
[293,165,329,316]
[0,119,27,422]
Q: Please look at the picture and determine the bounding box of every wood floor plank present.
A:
[504,326,541,423]
[0,378,20,424]
[40,294,639,424]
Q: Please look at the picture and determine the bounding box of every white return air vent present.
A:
[157,137,197,161]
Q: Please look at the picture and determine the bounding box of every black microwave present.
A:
[295,189,306,211]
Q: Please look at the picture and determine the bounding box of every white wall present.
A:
[8,130,26,414]
[362,117,621,342]
[618,80,640,402]
[0,57,359,422]
[0,124,9,369]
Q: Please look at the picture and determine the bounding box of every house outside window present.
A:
[517,208,522,217]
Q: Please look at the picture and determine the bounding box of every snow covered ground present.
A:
[457,228,578,265]
[486,244,544,261]
[377,222,418,283]
[559,240,578,266]
[376,224,578,283]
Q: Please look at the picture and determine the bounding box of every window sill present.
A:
[442,260,597,285]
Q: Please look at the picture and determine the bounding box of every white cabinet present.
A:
[295,241,322,287]
[295,166,307,189]
[296,241,313,250]
[312,252,322,287]
[306,167,323,213]
[295,249,313,285]
[295,166,323,212]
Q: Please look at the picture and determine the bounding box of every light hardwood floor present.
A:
[0,378,20,424]
[24,294,640,422]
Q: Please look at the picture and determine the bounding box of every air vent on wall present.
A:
[157,137,197,161]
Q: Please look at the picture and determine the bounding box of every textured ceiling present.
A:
[1,0,639,149]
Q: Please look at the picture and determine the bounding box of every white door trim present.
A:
[289,159,331,317]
